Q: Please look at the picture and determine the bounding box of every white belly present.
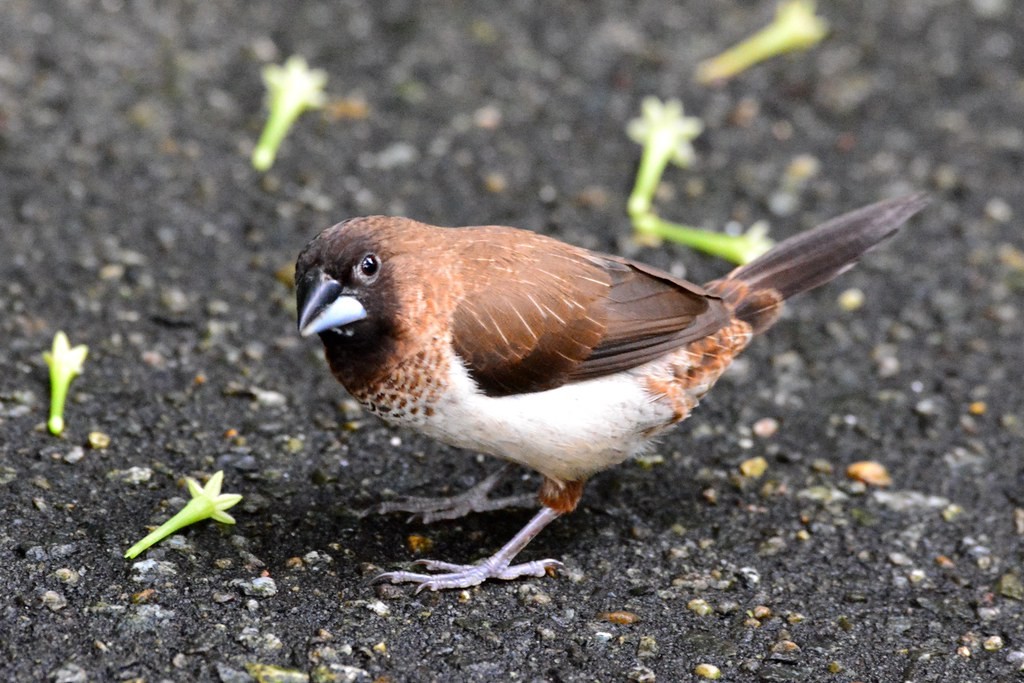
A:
[418,357,678,481]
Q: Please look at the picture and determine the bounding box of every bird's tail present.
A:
[705,194,929,335]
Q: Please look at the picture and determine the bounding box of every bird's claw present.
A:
[365,464,534,523]
[374,558,564,592]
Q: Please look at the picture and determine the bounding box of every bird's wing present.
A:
[450,231,731,396]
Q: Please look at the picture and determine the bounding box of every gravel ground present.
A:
[2,1,1023,681]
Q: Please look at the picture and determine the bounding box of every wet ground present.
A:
[1,1,1023,681]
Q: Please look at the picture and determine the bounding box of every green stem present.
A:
[47,383,68,436]
[124,499,212,559]
[628,134,673,219]
[634,214,771,265]
[252,103,303,171]
[696,0,827,83]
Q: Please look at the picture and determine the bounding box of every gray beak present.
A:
[297,274,367,337]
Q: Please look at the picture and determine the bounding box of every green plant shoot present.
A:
[125,471,243,559]
[626,96,774,264]
[252,55,328,171]
[696,0,828,84]
[43,331,88,436]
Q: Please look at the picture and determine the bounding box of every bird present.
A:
[295,194,929,592]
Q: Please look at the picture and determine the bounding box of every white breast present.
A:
[416,354,679,482]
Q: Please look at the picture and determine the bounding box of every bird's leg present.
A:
[367,462,535,523]
[374,477,585,592]
[374,505,563,592]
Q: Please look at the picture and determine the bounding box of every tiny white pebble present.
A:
[838,288,865,311]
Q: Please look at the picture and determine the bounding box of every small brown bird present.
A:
[296,194,928,592]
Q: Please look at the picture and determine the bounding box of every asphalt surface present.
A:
[1,1,1023,681]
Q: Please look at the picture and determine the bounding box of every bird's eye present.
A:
[356,253,380,282]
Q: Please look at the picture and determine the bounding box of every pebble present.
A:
[838,288,865,311]
[364,599,389,617]
[41,590,67,611]
[49,664,88,683]
[131,559,178,582]
[123,604,176,632]
[984,197,1013,222]
[309,663,372,683]
[87,431,110,449]
[63,446,85,464]
[752,417,778,438]
[984,635,1004,651]
[846,461,892,487]
[107,466,153,484]
[53,567,79,585]
[244,663,308,682]
[687,599,713,616]
[738,566,761,587]
[996,572,1024,600]
[694,663,722,679]
[637,635,658,658]
[251,387,287,408]
[739,456,768,478]
[232,576,278,597]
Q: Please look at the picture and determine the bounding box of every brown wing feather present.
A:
[449,228,730,396]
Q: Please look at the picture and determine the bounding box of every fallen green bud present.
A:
[43,331,88,436]
[696,0,828,84]
[252,55,328,171]
[125,471,243,559]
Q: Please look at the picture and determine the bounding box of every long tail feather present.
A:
[706,194,930,334]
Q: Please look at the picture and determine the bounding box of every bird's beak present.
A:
[297,273,367,337]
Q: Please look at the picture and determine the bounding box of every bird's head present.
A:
[295,216,411,352]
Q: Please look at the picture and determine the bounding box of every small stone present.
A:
[364,599,390,617]
[996,572,1024,600]
[53,567,80,585]
[251,388,287,408]
[984,197,1013,222]
[405,534,433,554]
[233,576,278,597]
[50,663,88,683]
[244,663,309,683]
[483,172,508,194]
[984,635,1004,651]
[739,456,768,478]
[846,461,892,487]
[41,590,67,611]
[687,599,713,616]
[63,447,85,464]
[888,552,912,566]
[123,604,176,632]
[87,431,111,449]
[599,610,639,625]
[838,288,865,311]
[627,665,656,683]
[309,663,372,683]
[108,466,153,485]
[131,559,178,582]
[752,417,778,438]
[739,566,761,587]
[694,663,722,679]
[942,504,964,521]
[637,635,658,658]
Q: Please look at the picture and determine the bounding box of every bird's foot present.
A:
[367,464,534,523]
[374,557,564,593]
